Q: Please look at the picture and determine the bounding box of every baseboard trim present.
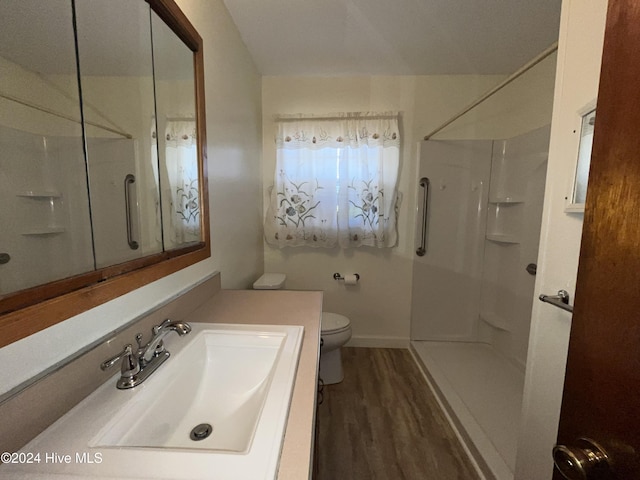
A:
[346,335,409,348]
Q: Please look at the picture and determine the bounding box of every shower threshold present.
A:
[410,341,525,480]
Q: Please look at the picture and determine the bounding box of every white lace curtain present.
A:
[264,112,400,248]
[153,119,200,248]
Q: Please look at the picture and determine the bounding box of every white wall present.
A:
[181,0,264,289]
[262,59,555,345]
[435,54,557,141]
[0,0,264,396]
[515,1,607,478]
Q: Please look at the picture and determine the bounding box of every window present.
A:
[264,112,400,248]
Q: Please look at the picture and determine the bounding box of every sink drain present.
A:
[190,423,213,441]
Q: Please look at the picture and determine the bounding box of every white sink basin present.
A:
[1,323,304,480]
[94,327,292,453]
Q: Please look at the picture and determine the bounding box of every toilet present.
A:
[319,312,352,384]
[253,273,352,385]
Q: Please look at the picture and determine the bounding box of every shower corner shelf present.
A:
[21,226,66,236]
[488,196,524,205]
[16,190,62,199]
[486,234,520,244]
[479,311,511,332]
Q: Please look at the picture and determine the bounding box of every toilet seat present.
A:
[322,312,351,335]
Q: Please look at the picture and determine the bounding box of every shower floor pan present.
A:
[410,341,525,480]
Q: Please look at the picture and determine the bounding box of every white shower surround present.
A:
[411,125,550,479]
[410,2,608,479]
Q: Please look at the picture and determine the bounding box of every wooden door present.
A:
[553,1,640,478]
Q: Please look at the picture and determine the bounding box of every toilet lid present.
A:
[321,312,351,334]
[253,273,286,289]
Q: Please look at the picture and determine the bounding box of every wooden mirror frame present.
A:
[0,0,210,348]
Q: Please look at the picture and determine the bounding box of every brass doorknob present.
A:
[552,438,613,480]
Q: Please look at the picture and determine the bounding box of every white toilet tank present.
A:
[253,273,286,290]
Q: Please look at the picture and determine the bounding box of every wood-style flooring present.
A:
[317,348,480,480]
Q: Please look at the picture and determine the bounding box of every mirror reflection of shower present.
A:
[0,0,202,297]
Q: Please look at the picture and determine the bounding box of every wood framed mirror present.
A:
[0,0,209,348]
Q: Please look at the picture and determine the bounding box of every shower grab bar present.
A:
[416,177,430,257]
[124,174,139,250]
[539,289,573,313]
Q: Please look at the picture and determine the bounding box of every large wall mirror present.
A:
[0,0,209,347]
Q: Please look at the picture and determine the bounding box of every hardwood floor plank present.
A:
[318,348,480,480]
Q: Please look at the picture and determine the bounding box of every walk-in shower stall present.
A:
[410,126,550,479]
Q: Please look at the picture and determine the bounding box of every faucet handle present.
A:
[100,344,140,379]
[100,344,130,370]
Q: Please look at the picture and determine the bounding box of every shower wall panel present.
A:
[479,126,549,367]
[86,138,146,269]
[0,126,94,295]
[411,127,549,363]
[410,140,492,341]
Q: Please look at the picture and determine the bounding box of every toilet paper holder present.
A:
[333,273,360,281]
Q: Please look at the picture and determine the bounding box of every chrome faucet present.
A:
[100,319,191,389]
[138,319,192,365]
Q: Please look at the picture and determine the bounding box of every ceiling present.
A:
[222,0,562,76]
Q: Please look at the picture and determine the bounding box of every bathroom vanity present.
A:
[0,274,322,480]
